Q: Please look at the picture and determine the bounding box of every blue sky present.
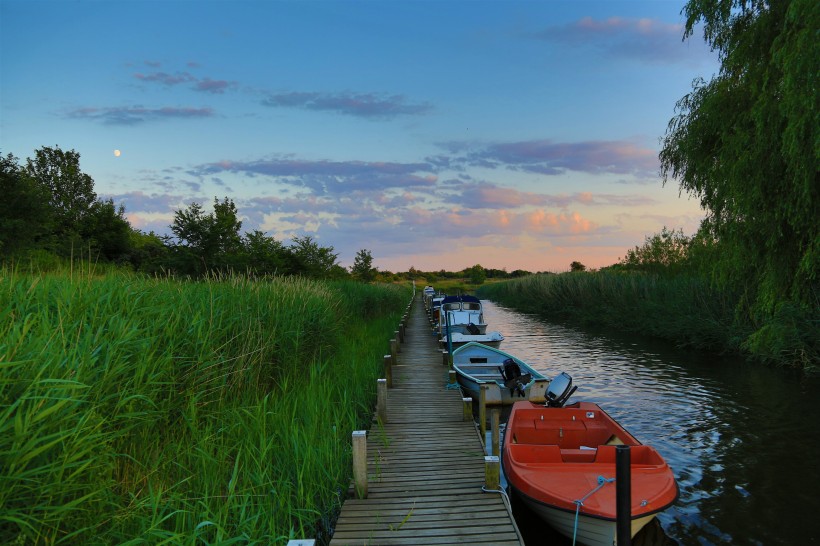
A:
[0,0,718,272]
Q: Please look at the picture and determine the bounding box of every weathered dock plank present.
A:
[328,294,522,546]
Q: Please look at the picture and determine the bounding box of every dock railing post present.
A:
[376,379,387,423]
[484,455,500,490]
[394,331,401,352]
[448,369,457,385]
[462,397,473,421]
[442,350,449,366]
[616,445,632,546]
[390,338,397,367]
[490,408,500,457]
[376,378,387,424]
[479,384,489,441]
[383,354,393,388]
[352,431,367,499]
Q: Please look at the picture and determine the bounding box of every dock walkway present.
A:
[328,296,523,546]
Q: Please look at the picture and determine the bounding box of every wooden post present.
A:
[479,384,488,440]
[376,378,387,424]
[398,321,405,343]
[394,331,401,352]
[352,431,367,498]
[442,350,449,367]
[448,369,456,385]
[383,354,393,388]
[462,397,473,421]
[484,455,500,490]
[390,338,397,367]
[490,408,500,457]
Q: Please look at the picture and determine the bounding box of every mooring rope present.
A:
[481,486,526,545]
[572,475,616,546]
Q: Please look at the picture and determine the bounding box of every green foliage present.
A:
[478,271,745,353]
[169,197,243,275]
[24,146,97,247]
[0,153,52,256]
[351,249,377,282]
[0,268,411,543]
[661,0,818,333]
[618,227,691,273]
[466,264,486,285]
[570,261,586,272]
[289,235,340,279]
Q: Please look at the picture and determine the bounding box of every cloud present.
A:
[196,158,437,194]
[533,16,710,64]
[134,71,197,85]
[440,180,657,210]
[262,91,433,119]
[67,106,214,125]
[194,78,235,94]
[447,139,659,178]
[134,69,236,94]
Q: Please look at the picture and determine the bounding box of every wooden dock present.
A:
[328,295,523,546]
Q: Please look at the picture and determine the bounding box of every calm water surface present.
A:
[482,300,820,545]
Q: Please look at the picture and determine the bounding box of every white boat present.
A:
[441,330,505,350]
[450,342,549,405]
[438,295,488,335]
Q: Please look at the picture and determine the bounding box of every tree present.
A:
[243,230,287,275]
[81,199,132,262]
[289,235,339,278]
[466,264,486,285]
[619,227,690,273]
[25,146,97,245]
[169,197,242,274]
[351,249,377,282]
[570,261,586,272]
[0,153,52,256]
[660,0,818,313]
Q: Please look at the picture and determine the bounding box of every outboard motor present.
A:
[545,372,577,407]
[500,358,528,397]
[466,322,481,335]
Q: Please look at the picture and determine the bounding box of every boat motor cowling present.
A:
[546,372,576,407]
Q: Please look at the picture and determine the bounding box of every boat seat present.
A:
[560,448,598,463]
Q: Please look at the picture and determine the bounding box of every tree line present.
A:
[0,147,535,283]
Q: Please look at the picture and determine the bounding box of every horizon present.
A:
[0,0,718,272]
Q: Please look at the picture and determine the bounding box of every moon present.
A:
[114,149,121,157]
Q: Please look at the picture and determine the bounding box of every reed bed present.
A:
[478,271,745,352]
[0,268,410,544]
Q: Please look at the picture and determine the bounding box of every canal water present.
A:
[481,300,820,545]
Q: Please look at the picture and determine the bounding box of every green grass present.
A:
[1,268,411,544]
[477,270,746,353]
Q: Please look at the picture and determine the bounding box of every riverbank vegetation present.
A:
[1,266,410,543]
[481,0,818,371]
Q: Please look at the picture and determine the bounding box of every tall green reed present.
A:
[1,267,410,544]
[478,270,744,353]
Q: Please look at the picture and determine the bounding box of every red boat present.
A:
[502,373,678,546]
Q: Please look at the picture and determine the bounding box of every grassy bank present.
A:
[1,267,411,544]
[476,270,816,369]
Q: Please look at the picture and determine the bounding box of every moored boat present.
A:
[440,330,505,349]
[450,342,549,405]
[437,295,488,335]
[502,374,678,546]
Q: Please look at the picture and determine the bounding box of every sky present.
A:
[0,0,719,273]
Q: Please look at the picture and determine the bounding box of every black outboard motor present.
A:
[545,372,577,407]
[500,358,528,397]
[466,322,480,335]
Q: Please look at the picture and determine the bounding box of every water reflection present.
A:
[482,300,820,545]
